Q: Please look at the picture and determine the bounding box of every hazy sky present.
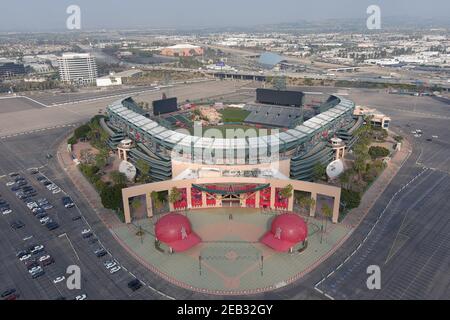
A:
[0,0,449,31]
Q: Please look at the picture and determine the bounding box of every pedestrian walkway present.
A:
[112,208,352,295]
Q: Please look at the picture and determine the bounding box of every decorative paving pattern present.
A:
[112,208,352,295]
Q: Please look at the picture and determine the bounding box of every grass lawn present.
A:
[219,107,251,123]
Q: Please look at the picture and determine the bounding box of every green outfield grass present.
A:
[219,107,251,123]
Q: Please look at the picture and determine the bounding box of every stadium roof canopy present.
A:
[106,94,355,160]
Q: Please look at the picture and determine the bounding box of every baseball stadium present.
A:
[101,88,363,294]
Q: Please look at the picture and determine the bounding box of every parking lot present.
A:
[0,166,149,300]
[0,97,45,114]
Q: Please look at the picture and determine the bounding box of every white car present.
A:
[2,209,12,215]
[19,254,31,261]
[53,276,65,284]
[30,245,44,254]
[6,181,15,186]
[432,135,438,139]
[110,266,121,274]
[38,254,51,262]
[46,184,57,190]
[40,216,50,224]
[52,188,61,194]
[75,294,87,300]
[29,266,42,274]
[104,261,117,269]
[32,207,43,213]
[81,229,91,235]
[26,202,38,209]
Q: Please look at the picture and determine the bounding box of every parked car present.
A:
[104,261,117,269]
[38,255,51,263]
[39,216,50,224]
[36,212,47,219]
[26,202,38,210]
[127,279,142,291]
[41,257,55,266]
[30,245,44,255]
[82,232,93,239]
[31,269,45,279]
[1,288,16,298]
[46,222,59,230]
[26,261,39,271]
[53,276,65,284]
[16,250,28,258]
[2,209,12,215]
[94,248,107,257]
[42,204,53,210]
[62,196,74,208]
[75,294,87,300]
[28,266,42,274]
[11,221,25,229]
[110,266,121,274]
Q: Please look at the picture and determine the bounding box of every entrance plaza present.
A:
[112,208,351,295]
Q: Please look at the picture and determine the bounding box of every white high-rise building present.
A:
[58,53,98,85]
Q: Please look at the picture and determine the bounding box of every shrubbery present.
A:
[79,164,99,179]
[341,189,361,210]
[100,184,126,212]
[74,124,91,140]
[369,146,390,159]
[67,136,77,145]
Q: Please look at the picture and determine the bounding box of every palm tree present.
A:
[299,196,316,216]
[151,191,163,212]
[280,184,293,199]
[169,187,182,204]
[321,204,333,244]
